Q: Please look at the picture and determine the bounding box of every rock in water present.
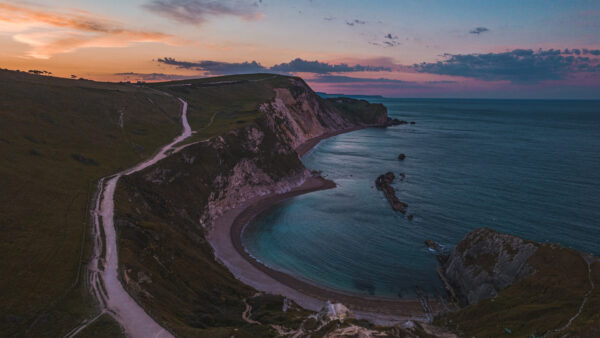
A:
[440,228,538,306]
[398,153,406,160]
[384,117,408,126]
[375,172,408,213]
[425,239,441,251]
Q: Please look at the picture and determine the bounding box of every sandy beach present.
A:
[208,128,440,325]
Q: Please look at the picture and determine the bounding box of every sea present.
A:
[242,98,600,299]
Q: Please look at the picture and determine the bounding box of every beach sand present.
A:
[208,128,440,325]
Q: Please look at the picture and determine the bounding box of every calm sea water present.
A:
[242,98,600,298]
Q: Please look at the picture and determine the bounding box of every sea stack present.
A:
[375,172,408,213]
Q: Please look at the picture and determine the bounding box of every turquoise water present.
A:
[242,99,600,298]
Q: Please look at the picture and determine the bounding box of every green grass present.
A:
[151,73,294,142]
[0,69,182,336]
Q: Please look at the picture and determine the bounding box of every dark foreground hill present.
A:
[0,69,183,336]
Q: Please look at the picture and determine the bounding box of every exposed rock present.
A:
[384,117,408,126]
[398,153,406,160]
[319,301,353,321]
[440,228,538,306]
[375,172,408,213]
[410,121,416,125]
[407,214,413,220]
[425,240,441,251]
[375,172,395,187]
[397,173,405,181]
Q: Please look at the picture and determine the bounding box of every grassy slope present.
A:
[437,245,600,337]
[151,73,292,140]
[0,69,182,336]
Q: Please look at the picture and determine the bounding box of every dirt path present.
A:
[241,299,261,325]
[68,98,192,338]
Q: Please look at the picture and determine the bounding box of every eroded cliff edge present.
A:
[436,228,600,337]
[112,75,392,336]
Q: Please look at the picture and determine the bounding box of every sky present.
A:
[1,0,599,98]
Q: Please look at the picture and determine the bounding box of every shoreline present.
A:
[208,126,440,325]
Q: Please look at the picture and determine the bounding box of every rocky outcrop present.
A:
[439,228,538,306]
[260,79,388,150]
[425,240,442,252]
[319,301,353,322]
[385,117,408,126]
[375,172,408,213]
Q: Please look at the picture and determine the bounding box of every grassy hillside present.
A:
[0,69,182,336]
[150,74,294,141]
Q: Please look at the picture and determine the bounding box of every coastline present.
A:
[208,126,439,325]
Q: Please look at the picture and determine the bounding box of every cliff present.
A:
[440,228,538,306]
[112,74,390,336]
[437,228,600,337]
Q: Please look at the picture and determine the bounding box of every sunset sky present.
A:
[1,0,599,98]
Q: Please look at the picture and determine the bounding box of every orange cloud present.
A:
[0,2,176,59]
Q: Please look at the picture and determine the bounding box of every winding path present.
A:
[68,98,191,337]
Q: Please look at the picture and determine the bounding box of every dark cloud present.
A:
[157,57,390,75]
[309,75,433,90]
[469,27,490,35]
[114,72,200,81]
[310,75,410,84]
[310,75,459,88]
[383,33,400,47]
[370,34,400,48]
[143,0,261,25]
[426,80,457,84]
[583,48,600,56]
[157,57,267,74]
[415,49,600,82]
[345,19,365,26]
[270,58,390,73]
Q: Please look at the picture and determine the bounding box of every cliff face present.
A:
[260,78,387,150]
[441,228,538,305]
[113,75,389,336]
[438,228,599,337]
